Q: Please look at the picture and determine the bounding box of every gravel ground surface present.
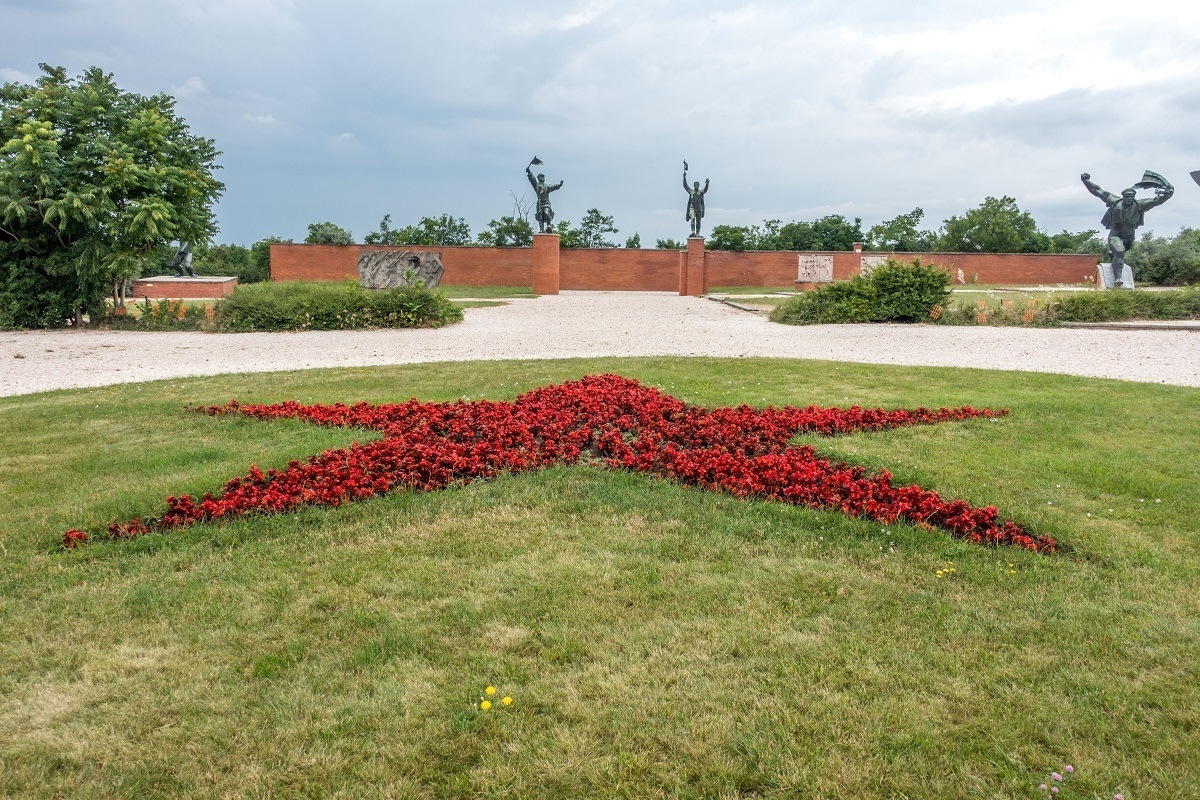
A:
[3,291,1199,397]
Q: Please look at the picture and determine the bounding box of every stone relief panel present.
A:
[797,254,834,283]
[860,255,888,276]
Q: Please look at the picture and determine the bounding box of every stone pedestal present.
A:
[532,233,560,295]
[1097,262,1134,290]
[131,275,237,299]
[680,236,707,296]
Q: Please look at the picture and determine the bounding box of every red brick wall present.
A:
[705,250,863,286]
[270,244,534,286]
[870,252,1098,286]
[560,248,679,291]
[131,278,237,299]
[270,244,1098,290]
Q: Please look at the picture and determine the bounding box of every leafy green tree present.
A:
[936,196,1050,253]
[557,209,619,249]
[575,209,619,248]
[192,243,249,277]
[189,239,283,284]
[708,216,863,251]
[306,221,354,245]
[866,208,936,251]
[809,215,864,251]
[249,236,290,283]
[552,219,581,248]
[363,213,472,247]
[1130,228,1200,285]
[655,237,686,250]
[362,214,397,245]
[476,215,533,247]
[624,233,641,249]
[772,220,812,250]
[1048,229,1106,257]
[0,64,224,324]
[706,225,754,251]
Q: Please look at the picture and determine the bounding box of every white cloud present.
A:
[241,112,281,125]
[0,67,36,85]
[171,76,209,98]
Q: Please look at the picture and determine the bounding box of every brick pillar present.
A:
[681,235,706,296]
[678,249,688,295]
[532,233,560,295]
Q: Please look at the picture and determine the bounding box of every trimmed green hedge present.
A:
[215,281,462,332]
[771,259,950,325]
[1052,287,1200,322]
[104,281,462,332]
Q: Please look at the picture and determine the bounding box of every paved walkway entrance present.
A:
[2,292,1198,397]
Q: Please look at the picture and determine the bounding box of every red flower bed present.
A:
[61,374,1054,553]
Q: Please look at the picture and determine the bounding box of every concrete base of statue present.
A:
[132,275,238,299]
[1097,263,1135,290]
[679,236,707,296]
[532,233,560,295]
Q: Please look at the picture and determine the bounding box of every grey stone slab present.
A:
[358,251,444,289]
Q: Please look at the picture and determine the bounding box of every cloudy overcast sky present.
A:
[3,0,1199,246]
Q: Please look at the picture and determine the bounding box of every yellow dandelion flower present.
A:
[480,700,492,711]
[502,696,513,706]
[485,686,496,696]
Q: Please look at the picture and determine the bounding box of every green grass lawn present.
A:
[708,286,799,295]
[450,299,507,309]
[436,285,537,299]
[2,358,1198,799]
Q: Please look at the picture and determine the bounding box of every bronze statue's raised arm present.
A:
[1144,179,1174,210]
[549,180,563,192]
[701,178,710,195]
[1081,173,1117,204]
[526,166,537,190]
[683,170,690,193]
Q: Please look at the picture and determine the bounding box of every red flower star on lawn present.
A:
[61,374,1054,553]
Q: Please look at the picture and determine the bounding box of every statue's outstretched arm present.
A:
[526,167,536,189]
[702,178,710,194]
[550,180,563,192]
[1144,180,1174,209]
[682,172,690,192]
[1080,173,1115,203]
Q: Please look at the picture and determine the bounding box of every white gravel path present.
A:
[2,291,1198,398]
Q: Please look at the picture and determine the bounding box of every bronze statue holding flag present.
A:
[1081,170,1174,289]
[526,156,563,234]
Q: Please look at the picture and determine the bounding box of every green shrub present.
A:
[770,258,949,325]
[868,259,952,321]
[213,280,463,332]
[0,246,75,329]
[770,278,876,324]
[1051,287,1200,322]
[1129,228,1200,286]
